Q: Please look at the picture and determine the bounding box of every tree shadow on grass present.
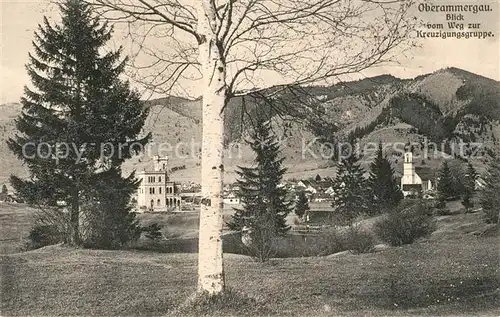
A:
[354,276,500,314]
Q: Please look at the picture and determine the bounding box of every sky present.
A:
[1,0,499,104]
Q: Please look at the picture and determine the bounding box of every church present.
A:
[136,156,182,212]
[400,151,435,197]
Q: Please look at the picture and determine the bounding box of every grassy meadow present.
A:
[0,202,499,316]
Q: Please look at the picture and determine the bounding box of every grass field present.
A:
[1,203,499,316]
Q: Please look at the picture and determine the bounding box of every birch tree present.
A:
[89,0,416,294]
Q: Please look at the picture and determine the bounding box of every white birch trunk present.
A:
[197,1,226,295]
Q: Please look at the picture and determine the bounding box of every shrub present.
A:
[435,207,452,216]
[142,223,163,245]
[434,199,451,215]
[27,223,65,250]
[222,229,346,258]
[81,204,142,249]
[243,226,277,262]
[343,225,376,254]
[310,230,346,256]
[374,200,436,246]
[25,207,71,250]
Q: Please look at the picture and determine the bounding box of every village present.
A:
[1,1,499,315]
[132,151,486,218]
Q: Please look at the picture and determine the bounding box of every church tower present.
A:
[153,155,168,172]
[401,149,423,196]
[403,151,415,184]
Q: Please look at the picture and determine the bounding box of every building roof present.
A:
[415,167,435,181]
[298,179,333,190]
[137,170,168,175]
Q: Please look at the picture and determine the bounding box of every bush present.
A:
[25,207,72,250]
[81,204,142,250]
[374,200,436,246]
[435,207,452,216]
[27,223,65,250]
[142,223,163,245]
[434,201,451,216]
[343,225,376,254]
[310,230,346,256]
[222,229,346,258]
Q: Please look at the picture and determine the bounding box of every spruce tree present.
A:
[228,119,292,261]
[331,151,371,225]
[479,157,500,224]
[461,162,478,211]
[295,190,310,219]
[368,142,403,213]
[436,161,455,201]
[7,0,150,247]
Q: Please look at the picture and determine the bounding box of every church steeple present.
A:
[403,151,415,183]
[153,155,168,172]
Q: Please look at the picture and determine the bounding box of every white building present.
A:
[400,151,434,197]
[223,193,240,205]
[136,156,182,212]
[296,180,318,194]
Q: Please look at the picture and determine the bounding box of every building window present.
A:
[157,199,161,206]
[159,187,162,194]
[159,176,162,183]
[152,187,155,194]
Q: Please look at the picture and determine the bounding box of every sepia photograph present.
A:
[0,0,499,316]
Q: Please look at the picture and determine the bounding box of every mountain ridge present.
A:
[1,67,498,186]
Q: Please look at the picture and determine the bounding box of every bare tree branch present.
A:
[89,0,416,101]
[85,0,418,295]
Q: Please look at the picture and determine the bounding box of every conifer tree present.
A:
[436,161,455,201]
[7,0,150,247]
[295,190,310,220]
[368,142,403,213]
[228,118,292,261]
[461,162,478,211]
[479,157,500,224]
[331,151,371,225]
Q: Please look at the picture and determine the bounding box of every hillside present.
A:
[0,67,499,187]
[1,202,499,316]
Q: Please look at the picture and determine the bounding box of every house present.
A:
[136,155,182,212]
[296,180,318,194]
[324,186,335,197]
[0,192,18,203]
[223,193,240,205]
[311,192,332,203]
[295,178,334,202]
[400,151,435,197]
